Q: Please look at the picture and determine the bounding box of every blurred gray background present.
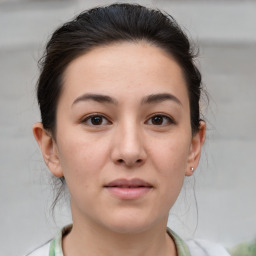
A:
[0,0,256,255]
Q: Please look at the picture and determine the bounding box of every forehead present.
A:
[61,41,189,106]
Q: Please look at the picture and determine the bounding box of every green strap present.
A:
[49,239,55,256]
[167,228,191,256]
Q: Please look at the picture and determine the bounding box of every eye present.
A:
[146,114,175,126]
[82,114,111,126]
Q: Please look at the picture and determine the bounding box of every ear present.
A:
[185,121,206,176]
[33,122,63,177]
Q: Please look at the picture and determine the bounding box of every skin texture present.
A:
[33,42,205,256]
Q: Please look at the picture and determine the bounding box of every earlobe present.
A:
[185,121,206,176]
[33,122,63,177]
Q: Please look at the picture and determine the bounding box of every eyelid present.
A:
[81,113,112,126]
[80,112,175,126]
[145,113,176,125]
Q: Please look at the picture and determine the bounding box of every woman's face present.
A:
[35,42,204,233]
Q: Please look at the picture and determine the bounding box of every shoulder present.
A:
[24,225,71,256]
[24,240,51,256]
[167,228,230,256]
[186,239,231,256]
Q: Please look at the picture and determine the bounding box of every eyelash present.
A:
[81,113,175,127]
[145,114,175,126]
[81,114,111,126]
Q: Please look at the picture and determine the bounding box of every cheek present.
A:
[149,135,191,177]
[56,137,110,206]
[56,131,110,183]
[152,137,191,204]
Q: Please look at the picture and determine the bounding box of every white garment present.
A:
[186,239,230,256]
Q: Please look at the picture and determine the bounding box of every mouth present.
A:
[104,178,153,200]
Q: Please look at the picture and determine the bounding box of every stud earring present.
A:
[191,167,194,172]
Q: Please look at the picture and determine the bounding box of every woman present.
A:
[29,3,230,256]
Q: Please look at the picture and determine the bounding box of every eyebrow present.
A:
[72,93,118,106]
[72,92,182,107]
[141,93,182,106]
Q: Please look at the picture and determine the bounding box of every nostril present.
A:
[117,159,124,164]
[116,158,143,165]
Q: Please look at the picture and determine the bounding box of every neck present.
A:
[62,218,176,256]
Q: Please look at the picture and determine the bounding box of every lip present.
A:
[104,178,153,200]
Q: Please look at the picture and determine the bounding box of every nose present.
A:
[111,122,147,168]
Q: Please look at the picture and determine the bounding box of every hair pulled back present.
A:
[37,3,202,138]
